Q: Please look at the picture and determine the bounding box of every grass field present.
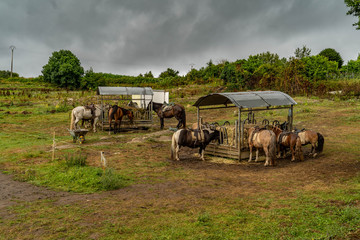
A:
[0,79,360,239]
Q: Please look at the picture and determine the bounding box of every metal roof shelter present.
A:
[97,86,154,96]
[193,91,297,109]
[193,91,297,160]
[97,87,155,131]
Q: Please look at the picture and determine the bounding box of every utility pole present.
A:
[9,45,16,78]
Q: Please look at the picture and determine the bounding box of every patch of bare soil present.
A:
[0,172,71,209]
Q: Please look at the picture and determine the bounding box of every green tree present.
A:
[158,68,179,78]
[144,71,154,78]
[345,0,360,29]
[294,45,311,59]
[42,50,84,89]
[318,48,343,68]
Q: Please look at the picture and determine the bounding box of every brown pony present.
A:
[148,101,186,129]
[108,105,134,134]
[297,130,324,157]
[247,127,277,166]
[271,126,304,161]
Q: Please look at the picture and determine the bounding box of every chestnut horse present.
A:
[270,126,304,161]
[247,127,277,166]
[108,105,134,134]
[148,101,186,129]
[297,130,324,157]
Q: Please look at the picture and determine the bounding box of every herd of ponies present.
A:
[69,103,324,167]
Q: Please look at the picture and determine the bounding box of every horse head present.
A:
[127,109,134,124]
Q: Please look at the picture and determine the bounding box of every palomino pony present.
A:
[70,104,103,132]
[247,126,277,166]
[108,105,134,134]
[171,126,220,161]
[148,101,186,129]
[297,129,324,157]
[270,126,304,161]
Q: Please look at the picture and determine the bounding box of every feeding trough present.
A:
[68,129,89,144]
[193,91,297,160]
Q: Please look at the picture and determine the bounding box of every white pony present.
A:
[70,104,104,132]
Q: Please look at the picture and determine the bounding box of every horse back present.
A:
[177,129,193,146]
[298,130,317,144]
[251,129,274,147]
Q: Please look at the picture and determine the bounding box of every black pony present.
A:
[148,101,186,129]
[170,128,220,161]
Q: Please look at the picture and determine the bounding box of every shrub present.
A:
[100,168,129,190]
[64,152,87,167]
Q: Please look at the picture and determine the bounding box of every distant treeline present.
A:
[77,51,360,97]
[2,50,360,98]
[0,70,19,78]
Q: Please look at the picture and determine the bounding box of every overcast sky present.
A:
[1,0,360,78]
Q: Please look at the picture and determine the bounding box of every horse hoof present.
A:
[313,153,318,158]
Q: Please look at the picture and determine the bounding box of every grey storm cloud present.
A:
[0,0,360,77]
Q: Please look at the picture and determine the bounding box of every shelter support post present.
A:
[197,107,200,129]
[238,108,242,161]
[289,105,294,131]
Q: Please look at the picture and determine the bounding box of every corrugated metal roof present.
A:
[193,91,297,108]
[97,86,153,96]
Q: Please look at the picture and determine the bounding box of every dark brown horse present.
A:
[271,126,304,162]
[108,105,134,134]
[148,101,186,129]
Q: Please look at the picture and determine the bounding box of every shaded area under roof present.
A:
[193,91,297,109]
[97,86,153,96]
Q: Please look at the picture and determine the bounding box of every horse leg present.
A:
[200,147,205,161]
[277,144,282,158]
[248,145,253,163]
[92,118,98,132]
[175,145,180,161]
[291,144,296,161]
[255,148,259,162]
[160,118,164,129]
[113,117,118,134]
[263,147,269,166]
[176,118,182,129]
[74,118,80,130]
[312,142,317,157]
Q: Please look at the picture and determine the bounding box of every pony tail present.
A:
[170,131,177,160]
[268,134,277,163]
[316,133,324,153]
[70,109,75,130]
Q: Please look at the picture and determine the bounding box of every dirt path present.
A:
[0,172,71,209]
